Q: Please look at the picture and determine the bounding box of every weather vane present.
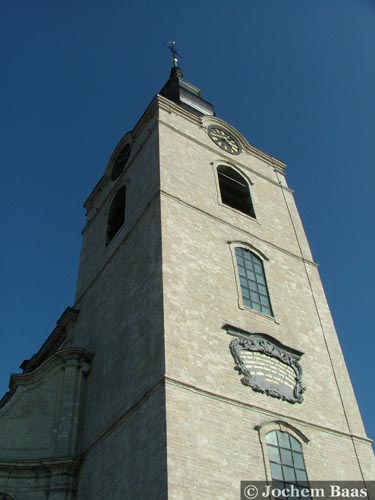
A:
[164,41,181,67]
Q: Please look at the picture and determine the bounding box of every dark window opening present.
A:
[106,186,126,245]
[217,166,255,218]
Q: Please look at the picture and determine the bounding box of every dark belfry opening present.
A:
[106,186,126,245]
[217,166,255,218]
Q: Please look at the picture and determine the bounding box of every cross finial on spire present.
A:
[165,41,181,67]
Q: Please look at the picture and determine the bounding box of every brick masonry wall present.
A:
[158,102,375,493]
[0,96,373,500]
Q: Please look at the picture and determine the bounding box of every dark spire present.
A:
[160,42,215,116]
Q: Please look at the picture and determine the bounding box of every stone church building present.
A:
[0,64,374,499]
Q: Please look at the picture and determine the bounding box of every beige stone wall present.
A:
[71,105,165,448]
[0,348,90,499]
[0,363,64,459]
[1,95,373,499]
[165,383,373,500]
[0,348,90,460]
[71,102,168,497]
[158,99,374,492]
[0,100,169,499]
[76,385,167,500]
[76,110,160,301]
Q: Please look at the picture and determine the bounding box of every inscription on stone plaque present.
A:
[224,324,305,404]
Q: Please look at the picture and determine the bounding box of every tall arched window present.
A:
[217,166,255,218]
[106,186,126,245]
[235,247,273,316]
[266,430,310,489]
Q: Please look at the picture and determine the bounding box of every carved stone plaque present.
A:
[224,324,305,404]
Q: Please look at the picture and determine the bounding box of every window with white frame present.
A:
[235,247,273,316]
[266,430,310,494]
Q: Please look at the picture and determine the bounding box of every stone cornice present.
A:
[156,94,202,126]
[83,96,160,212]
[0,456,82,472]
[0,347,92,411]
[0,456,82,495]
[19,307,79,374]
[83,119,159,227]
[159,119,292,192]
[156,94,287,173]
[164,377,373,446]
[12,348,92,387]
[83,175,108,212]
[202,115,286,173]
[160,190,316,267]
[75,186,161,305]
[83,93,287,213]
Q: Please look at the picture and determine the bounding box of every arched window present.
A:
[266,430,310,489]
[217,166,255,218]
[235,247,273,316]
[0,493,14,500]
[106,186,126,245]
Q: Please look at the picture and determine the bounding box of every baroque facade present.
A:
[0,65,374,499]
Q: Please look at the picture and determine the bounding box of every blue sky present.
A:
[1,1,374,450]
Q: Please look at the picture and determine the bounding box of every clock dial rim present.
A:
[207,126,241,155]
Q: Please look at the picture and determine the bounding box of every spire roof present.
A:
[159,65,215,116]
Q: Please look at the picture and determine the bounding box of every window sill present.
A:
[219,201,261,225]
[104,223,127,252]
[238,303,279,324]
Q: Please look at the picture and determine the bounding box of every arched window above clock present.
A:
[217,165,255,218]
[106,186,126,246]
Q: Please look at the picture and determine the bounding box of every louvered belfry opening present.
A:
[217,166,255,218]
[106,186,126,245]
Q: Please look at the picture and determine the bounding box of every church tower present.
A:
[0,61,374,500]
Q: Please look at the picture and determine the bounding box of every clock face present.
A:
[111,144,131,180]
[208,126,241,155]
